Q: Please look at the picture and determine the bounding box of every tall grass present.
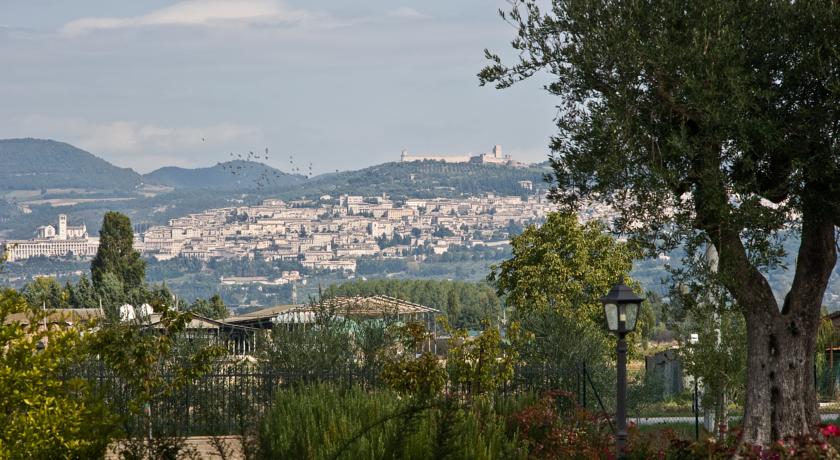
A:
[259,384,532,460]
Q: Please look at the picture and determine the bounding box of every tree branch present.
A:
[649,68,704,123]
[691,145,779,316]
[782,207,838,318]
[712,225,780,316]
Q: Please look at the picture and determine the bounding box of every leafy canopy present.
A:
[489,212,645,376]
[489,212,636,326]
[480,0,840,296]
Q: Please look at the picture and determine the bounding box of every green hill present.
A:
[285,161,550,199]
[0,138,143,191]
[144,160,305,190]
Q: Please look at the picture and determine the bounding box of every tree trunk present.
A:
[741,306,821,444]
[715,389,727,442]
[708,209,836,445]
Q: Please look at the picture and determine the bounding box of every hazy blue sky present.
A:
[0,1,556,173]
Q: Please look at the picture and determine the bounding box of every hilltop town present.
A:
[3,192,611,281]
[138,192,560,275]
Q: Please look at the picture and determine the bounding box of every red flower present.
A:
[820,424,840,438]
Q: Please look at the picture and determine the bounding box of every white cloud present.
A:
[12,115,260,171]
[386,7,428,20]
[61,0,312,37]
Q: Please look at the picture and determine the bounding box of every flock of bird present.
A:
[215,143,319,189]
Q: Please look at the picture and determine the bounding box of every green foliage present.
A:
[675,304,746,420]
[356,319,392,374]
[446,289,462,323]
[91,309,226,411]
[66,274,98,309]
[301,161,547,199]
[668,245,747,428]
[0,289,118,458]
[21,276,68,310]
[490,212,636,325]
[381,322,447,398]
[444,321,515,397]
[261,297,357,374]
[96,271,126,314]
[512,308,613,385]
[187,293,229,319]
[490,212,643,364]
[816,313,839,398]
[91,211,146,290]
[432,226,455,238]
[259,384,529,460]
[376,231,412,249]
[481,0,839,258]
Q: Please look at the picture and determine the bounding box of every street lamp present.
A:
[601,277,644,459]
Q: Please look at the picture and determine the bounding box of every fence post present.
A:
[186,375,191,436]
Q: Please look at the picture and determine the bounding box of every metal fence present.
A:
[70,360,611,437]
[73,361,382,437]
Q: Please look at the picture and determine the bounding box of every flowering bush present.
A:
[633,426,840,459]
[507,391,840,460]
[822,424,840,439]
[508,390,615,459]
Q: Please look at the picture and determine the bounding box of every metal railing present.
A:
[70,360,612,437]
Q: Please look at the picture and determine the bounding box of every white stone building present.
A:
[3,214,98,261]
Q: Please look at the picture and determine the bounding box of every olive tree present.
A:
[480,0,839,442]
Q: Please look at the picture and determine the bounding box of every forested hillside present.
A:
[144,160,304,190]
[0,139,142,191]
[298,161,548,199]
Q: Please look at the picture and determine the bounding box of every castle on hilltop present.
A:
[400,145,522,167]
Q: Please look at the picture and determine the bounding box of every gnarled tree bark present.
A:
[713,216,836,444]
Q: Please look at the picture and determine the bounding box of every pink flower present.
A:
[821,424,840,438]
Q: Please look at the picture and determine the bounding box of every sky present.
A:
[0,0,557,174]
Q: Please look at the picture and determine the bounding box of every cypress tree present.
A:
[91,212,145,291]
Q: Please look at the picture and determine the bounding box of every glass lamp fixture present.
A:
[601,278,645,335]
[604,303,618,331]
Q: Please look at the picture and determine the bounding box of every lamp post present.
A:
[601,277,645,459]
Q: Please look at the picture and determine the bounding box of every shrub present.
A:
[508,390,614,459]
[0,289,118,458]
[259,384,529,460]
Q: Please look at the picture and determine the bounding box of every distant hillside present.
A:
[296,161,550,199]
[0,138,142,191]
[144,160,305,190]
